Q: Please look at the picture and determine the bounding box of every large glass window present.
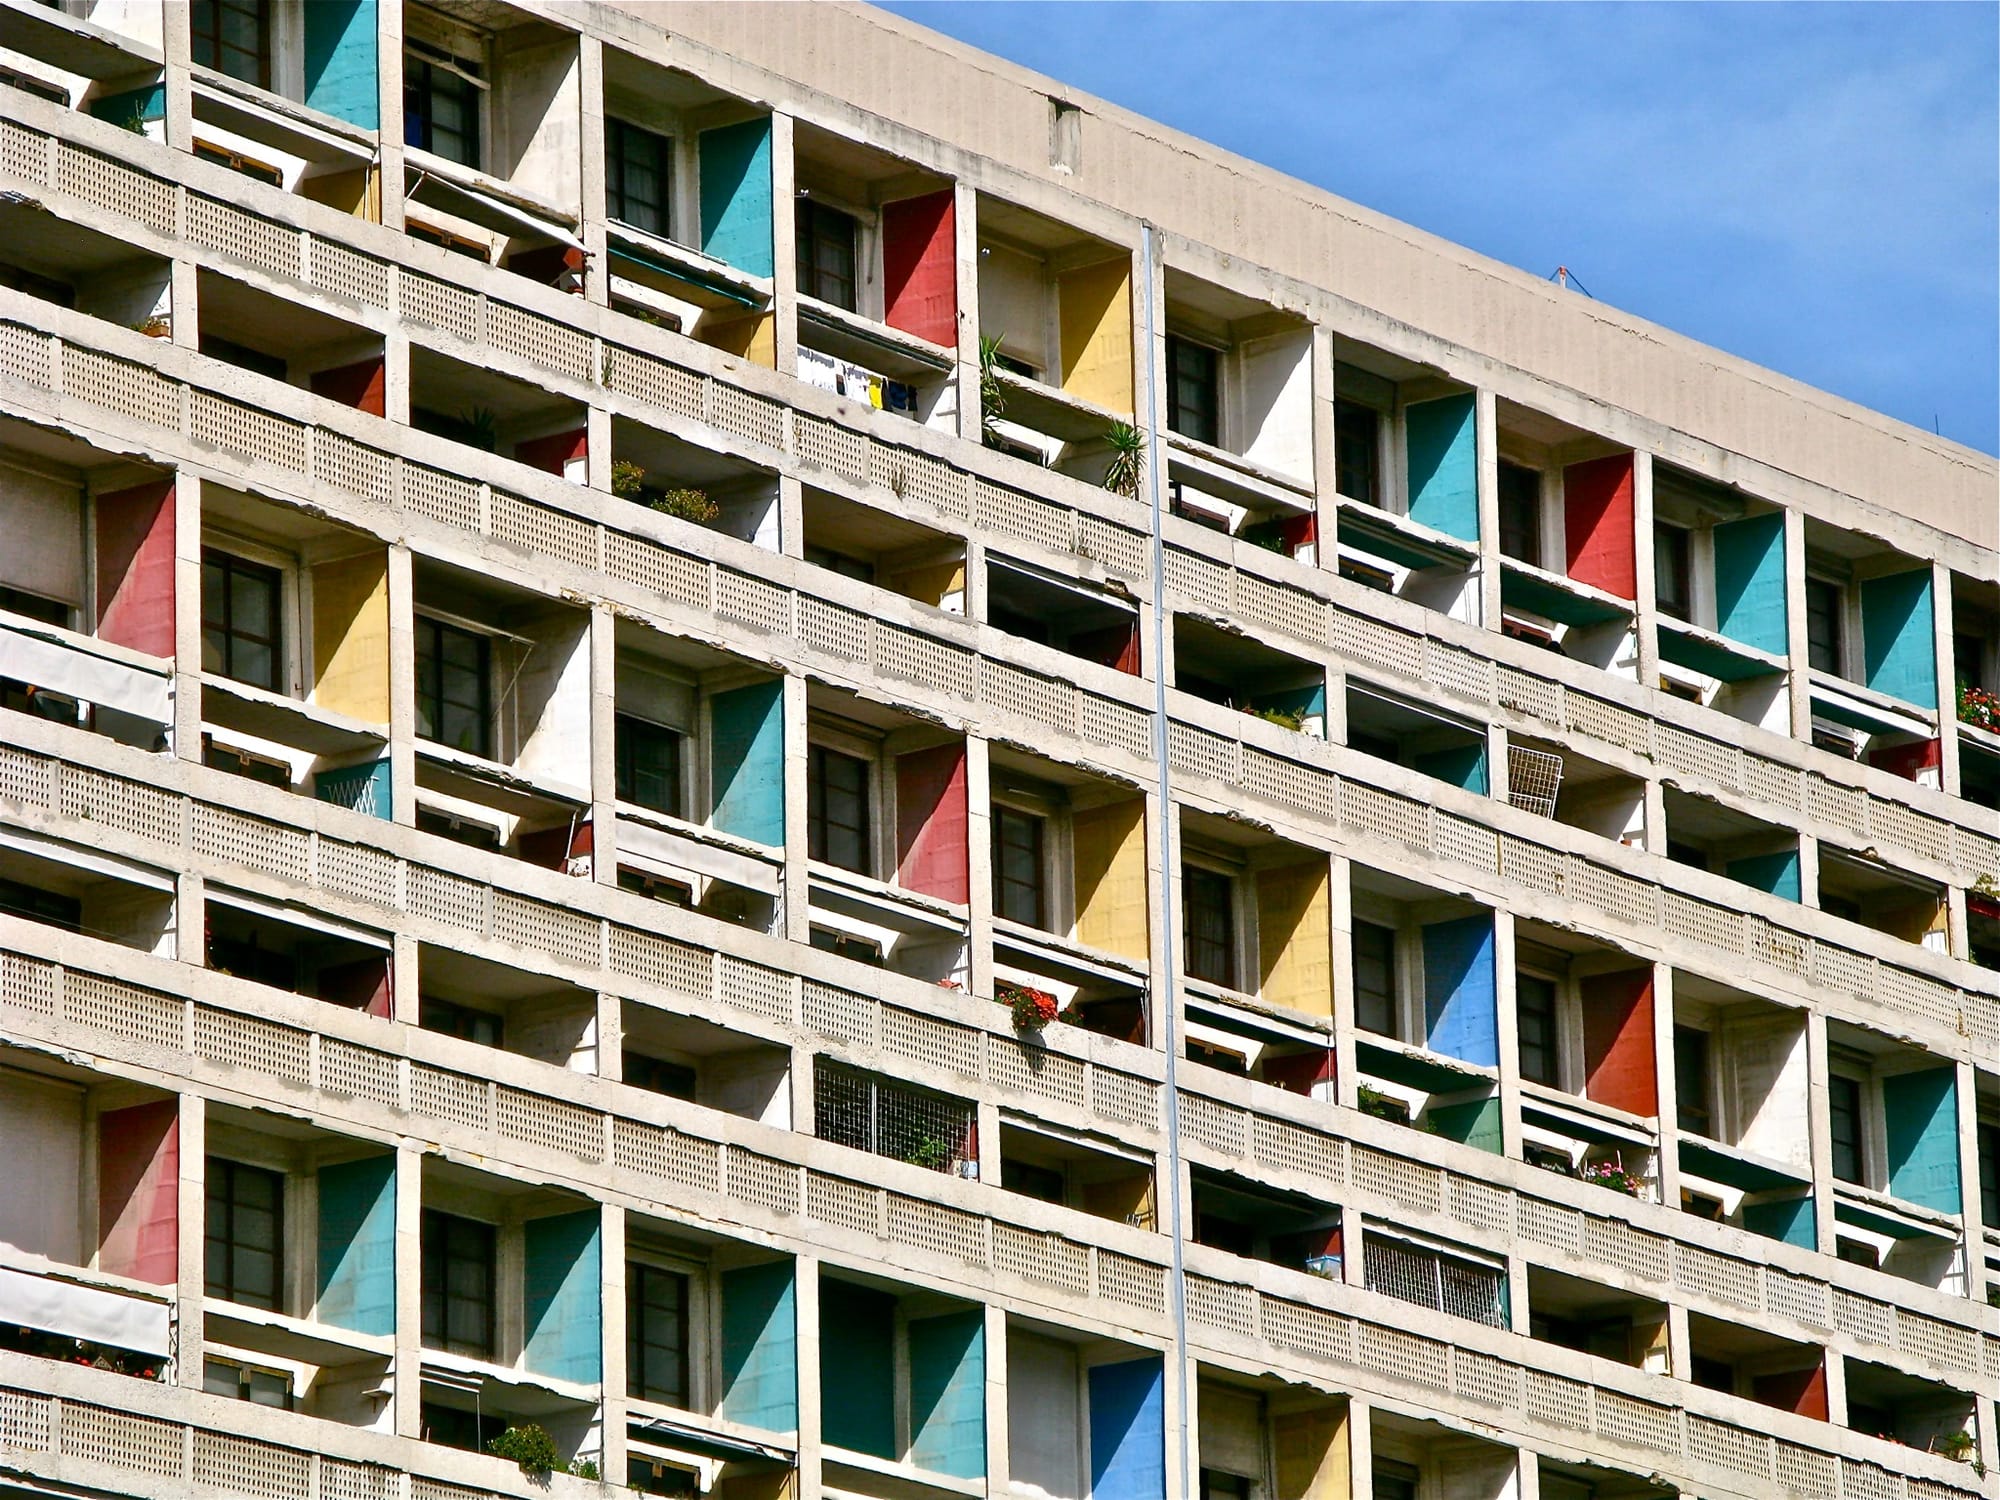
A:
[1674,1025,1713,1136]
[1166,336,1220,447]
[607,118,672,237]
[205,1157,282,1311]
[807,744,870,874]
[192,0,269,88]
[1654,522,1693,622]
[1497,462,1542,565]
[1828,1073,1865,1185]
[415,617,491,758]
[1182,866,1236,988]
[421,1210,496,1359]
[795,199,858,311]
[202,549,283,692]
[405,47,481,167]
[991,806,1046,929]
[1334,400,1380,507]
[1516,974,1558,1087]
[627,1262,690,1407]
[1805,576,1844,675]
[1352,920,1398,1037]
[616,714,684,818]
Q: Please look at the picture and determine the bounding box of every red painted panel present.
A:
[895,741,969,904]
[1563,454,1637,599]
[1071,620,1141,675]
[514,428,588,477]
[98,1099,178,1285]
[1581,969,1656,1118]
[319,954,393,1018]
[1260,1047,1334,1096]
[311,358,387,417]
[882,190,957,349]
[1753,1364,1827,1421]
[95,480,175,658]
[1867,737,1940,782]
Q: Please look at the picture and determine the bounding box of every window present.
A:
[424,995,502,1049]
[1654,522,1692,621]
[1352,920,1397,1037]
[807,744,870,874]
[991,806,1047,928]
[1364,1234,1505,1327]
[421,1210,496,1359]
[1516,973,1558,1086]
[814,1059,973,1171]
[795,199,858,311]
[414,617,491,758]
[405,46,481,167]
[1166,336,1220,447]
[624,1051,697,1101]
[0,875,81,933]
[0,586,71,628]
[1805,576,1843,674]
[1977,1121,1999,1231]
[1674,1025,1713,1136]
[205,1158,282,1311]
[204,1357,291,1409]
[1334,400,1380,506]
[1828,1073,1865,1185]
[1497,461,1542,564]
[1199,1471,1251,1500]
[803,544,874,585]
[627,1262,691,1407]
[1372,1461,1420,1500]
[1000,1157,1066,1204]
[202,550,283,691]
[606,118,672,237]
[191,0,269,88]
[1182,866,1236,988]
[616,714,684,818]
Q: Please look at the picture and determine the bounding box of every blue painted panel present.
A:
[1713,511,1788,656]
[522,1211,601,1384]
[316,758,391,819]
[710,679,784,847]
[1422,914,1498,1067]
[89,83,164,126]
[316,1155,394,1336]
[1088,1357,1165,1500]
[819,1278,896,1459]
[1413,742,1488,796]
[1404,393,1479,542]
[909,1309,985,1478]
[720,1261,797,1434]
[1883,1067,1961,1214]
[1727,849,1801,903]
[303,0,379,130]
[699,119,774,278]
[1861,570,1937,709]
[1744,1194,1816,1250]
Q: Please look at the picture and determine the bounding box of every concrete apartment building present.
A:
[0,2,1994,1499]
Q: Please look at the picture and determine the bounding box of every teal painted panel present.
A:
[303,0,378,130]
[1404,393,1479,542]
[1727,849,1801,903]
[316,759,391,819]
[720,1261,797,1433]
[1413,741,1488,796]
[699,119,774,278]
[1422,914,1498,1067]
[1713,511,1788,656]
[1883,1067,1961,1214]
[522,1211,601,1384]
[1428,1096,1503,1154]
[819,1279,896,1459]
[1745,1195,1816,1249]
[710,679,784,847]
[1861,570,1937,709]
[1088,1357,1165,1500]
[909,1309,985,1479]
[89,83,164,127]
[316,1155,394,1337]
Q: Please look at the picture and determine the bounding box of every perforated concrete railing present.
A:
[4,715,1997,1413]
[2,306,1994,1074]
[2,101,1990,897]
[0,948,1985,1500]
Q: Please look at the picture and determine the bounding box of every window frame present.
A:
[205,1155,285,1312]
[201,546,286,693]
[806,739,874,877]
[606,116,674,238]
[403,36,485,169]
[1803,570,1847,677]
[1165,333,1223,449]
[1181,860,1239,991]
[1826,1067,1869,1188]
[413,613,495,761]
[991,802,1049,930]
[794,197,860,312]
[420,1208,498,1361]
[1350,916,1400,1041]
[1654,520,1694,622]
[191,0,271,90]
[1496,460,1544,567]
[626,1256,695,1410]
[1515,970,1562,1089]
[1333,398,1382,509]
[615,711,686,819]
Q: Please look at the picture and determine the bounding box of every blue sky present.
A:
[882,2,2000,455]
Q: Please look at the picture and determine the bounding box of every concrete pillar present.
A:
[1329,855,1359,1109]
[1472,387,1499,631]
[1344,1397,1373,1499]
[577,36,609,308]
[965,734,995,1001]
[1804,1010,1835,1255]
[174,1090,205,1391]
[392,1142,424,1438]
[780,671,811,944]
[1795,831,1821,910]
[588,603,619,886]
[1781,505,1812,740]
[792,1254,822,1500]
[1491,909,1523,1163]
[1630,449,1659,689]
[1308,324,1339,559]
[376,2,408,232]
[953,181,982,448]
[171,473,203,758]
[1953,1058,1988,1308]
[159,2,192,153]
[981,1303,1009,1495]
[390,932,420,1026]
[768,112,798,377]
[1931,560,1961,797]
[598,1204,628,1478]
[385,543,417,825]
[1649,962,1681,1209]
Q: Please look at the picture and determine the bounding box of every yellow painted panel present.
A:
[300,166,380,221]
[1073,798,1148,962]
[312,551,390,723]
[1258,860,1332,1019]
[1082,1172,1155,1231]
[886,561,964,609]
[700,310,776,369]
[1880,895,1946,945]
[1057,257,1133,414]
[1274,1405,1348,1500]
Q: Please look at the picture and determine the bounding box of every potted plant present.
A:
[1580,1156,1646,1197]
[996,978,1059,1032]
[903,1133,951,1172]
[1355,1084,1410,1125]
[1101,421,1145,497]
[977,332,1008,446]
[488,1422,560,1478]
[1247,703,1307,732]
[647,487,718,524]
[1959,682,1999,732]
[610,459,648,499]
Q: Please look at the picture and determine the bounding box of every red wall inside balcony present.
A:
[1581,969,1656,1117]
[882,190,957,349]
[1753,1364,1828,1421]
[1563,454,1636,599]
[895,741,968,903]
[515,428,588,477]
[311,357,387,417]
[95,480,176,658]
[98,1099,178,1285]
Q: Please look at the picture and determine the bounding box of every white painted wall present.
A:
[0,1071,84,1264]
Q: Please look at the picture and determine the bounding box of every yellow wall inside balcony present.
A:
[1274,1405,1348,1500]
[1073,798,1148,962]
[885,560,964,610]
[701,310,776,369]
[1058,257,1133,414]
[313,550,390,723]
[1258,859,1331,1020]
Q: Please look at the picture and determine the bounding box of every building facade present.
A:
[0,3,1995,1499]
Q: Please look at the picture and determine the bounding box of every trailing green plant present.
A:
[977,333,1008,446]
[1101,421,1145,497]
[610,459,648,499]
[903,1134,952,1172]
[646,487,718,524]
[568,1458,602,1480]
[1355,1084,1410,1125]
[1247,704,1307,732]
[487,1423,560,1478]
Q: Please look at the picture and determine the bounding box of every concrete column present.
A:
[1631,449,1659,689]
[1473,387,1499,631]
[385,543,417,824]
[174,1090,205,1391]
[792,1254,822,1500]
[1649,962,1681,1209]
[780,672,811,944]
[768,112,798,377]
[1781,505,1812,740]
[1795,831,1821,910]
[588,603,619,886]
[1821,1345,1850,1429]
[1164,1340,1196,1500]
[1804,1010,1836,1254]
[598,1204,628,1478]
[777,472,804,561]
[381,330,412,426]
[576,36,609,308]
[1308,324,1338,560]
[1491,909,1524,1162]
[392,1142,424,1438]
[390,932,420,1025]
[1147,791,1177,1053]
[596,992,623,1080]
[177,872,205,967]
[1329,855,1358,1108]
[1344,1396,1373,1498]
[171,473,203,758]
[1486,723,1511,806]
[585,404,614,493]
[1663,1300,1691,1383]
[376,2,407,232]
[159,2,192,152]
[1512,1446,1541,1500]
[981,1303,1009,1496]
[953,181,983,448]
[1931,560,1961,797]
[965,734,995,1001]
[1953,1058,1988,1307]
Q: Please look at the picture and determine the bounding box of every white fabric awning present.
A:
[0,1265,172,1356]
[0,624,171,723]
